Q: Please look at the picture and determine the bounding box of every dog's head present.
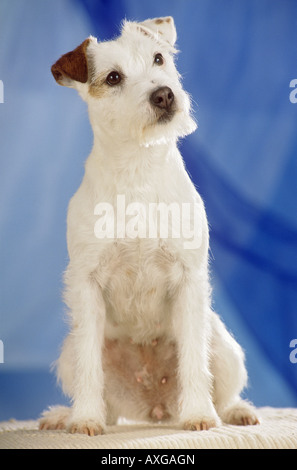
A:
[52,17,197,146]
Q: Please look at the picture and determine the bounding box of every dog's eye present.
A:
[106,71,122,86]
[154,53,164,66]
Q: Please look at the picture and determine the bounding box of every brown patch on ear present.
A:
[155,18,164,24]
[51,38,90,85]
[165,18,172,23]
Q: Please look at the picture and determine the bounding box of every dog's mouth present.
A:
[156,107,176,124]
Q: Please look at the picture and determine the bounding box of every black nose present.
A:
[150,86,174,110]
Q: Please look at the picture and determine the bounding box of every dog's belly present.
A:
[103,336,179,422]
[96,239,185,343]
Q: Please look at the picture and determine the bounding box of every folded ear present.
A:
[51,37,95,87]
[139,17,177,46]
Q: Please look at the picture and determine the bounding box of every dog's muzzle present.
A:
[150,86,175,122]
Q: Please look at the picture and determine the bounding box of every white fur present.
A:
[40,17,258,435]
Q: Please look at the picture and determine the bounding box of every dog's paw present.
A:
[68,420,104,436]
[221,401,260,426]
[183,415,220,431]
[39,405,70,431]
[240,415,260,426]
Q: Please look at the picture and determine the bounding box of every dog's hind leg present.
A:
[210,312,259,425]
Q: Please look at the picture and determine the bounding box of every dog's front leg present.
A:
[172,273,220,430]
[65,271,106,436]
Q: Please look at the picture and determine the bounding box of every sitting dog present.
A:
[40,16,259,435]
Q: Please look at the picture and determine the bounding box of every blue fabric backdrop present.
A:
[0,0,296,420]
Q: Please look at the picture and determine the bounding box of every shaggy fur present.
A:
[40,16,259,436]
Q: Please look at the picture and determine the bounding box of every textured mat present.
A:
[0,407,296,449]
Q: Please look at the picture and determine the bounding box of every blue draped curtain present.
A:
[0,0,296,419]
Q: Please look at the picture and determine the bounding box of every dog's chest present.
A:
[95,239,184,339]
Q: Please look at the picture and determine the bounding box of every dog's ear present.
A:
[139,17,177,47]
[51,37,96,87]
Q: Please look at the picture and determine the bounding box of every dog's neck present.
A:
[86,126,181,193]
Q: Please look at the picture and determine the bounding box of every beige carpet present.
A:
[0,407,296,449]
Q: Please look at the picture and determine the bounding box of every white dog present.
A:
[40,16,259,435]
